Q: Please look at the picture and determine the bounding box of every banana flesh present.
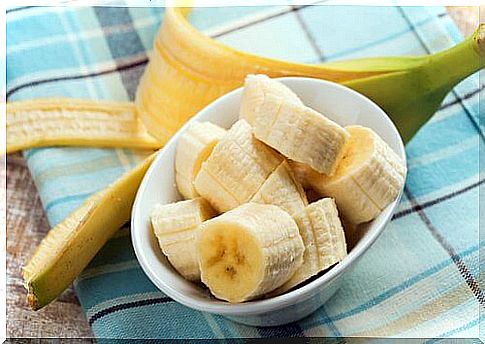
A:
[6,98,160,154]
[22,153,156,310]
[240,75,350,175]
[240,74,303,124]
[175,122,226,199]
[151,197,216,281]
[194,119,282,212]
[250,160,308,216]
[197,203,304,303]
[304,126,406,224]
[272,198,347,295]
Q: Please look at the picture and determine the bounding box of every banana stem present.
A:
[427,24,484,92]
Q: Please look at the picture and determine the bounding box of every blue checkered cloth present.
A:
[6,5,483,340]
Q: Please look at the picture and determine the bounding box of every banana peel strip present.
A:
[6,98,161,154]
[22,153,156,310]
[15,7,485,310]
[134,7,387,143]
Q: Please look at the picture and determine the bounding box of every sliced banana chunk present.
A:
[194,119,282,212]
[197,203,304,303]
[151,197,216,281]
[175,122,226,199]
[240,74,303,124]
[242,79,349,175]
[305,126,406,224]
[272,198,347,295]
[251,160,308,216]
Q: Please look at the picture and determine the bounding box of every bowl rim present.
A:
[131,76,407,316]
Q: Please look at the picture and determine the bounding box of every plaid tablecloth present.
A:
[6,4,483,340]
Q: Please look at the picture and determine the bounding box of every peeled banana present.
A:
[22,153,156,310]
[151,197,216,281]
[250,160,308,216]
[240,75,350,175]
[196,203,304,303]
[175,122,226,199]
[303,126,406,224]
[194,119,282,212]
[272,198,347,295]
[6,98,160,154]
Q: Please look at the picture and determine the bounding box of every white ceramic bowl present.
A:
[131,77,406,326]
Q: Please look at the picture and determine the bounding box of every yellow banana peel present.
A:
[15,7,484,310]
[6,98,161,154]
[22,153,155,310]
[135,7,386,143]
[136,8,484,143]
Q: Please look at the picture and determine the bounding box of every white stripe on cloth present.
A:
[396,172,482,211]
[7,16,159,55]
[6,52,147,95]
[319,250,477,336]
[407,135,478,170]
[397,297,478,338]
[58,11,99,99]
[430,91,482,125]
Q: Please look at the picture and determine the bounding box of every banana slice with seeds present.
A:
[197,203,304,303]
[151,197,216,281]
[240,76,350,175]
[194,119,282,212]
[272,198,347,295]
[175,122,226,199]
[251,160,308,216]
[304,126,406,224]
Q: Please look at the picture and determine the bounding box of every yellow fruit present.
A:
[22,153,156,310]
[303,126,406,224]
[151,197,217,281]
[197,203,304,303]
[175,122,226,199]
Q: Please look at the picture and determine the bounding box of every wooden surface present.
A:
[5,7,478,339]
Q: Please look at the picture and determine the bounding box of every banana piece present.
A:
[175,122,226,199]
[7,98,160,154]
[194,119,282,212]
[240,74,303,125]
[304,126,406,224]
[250,160,308,216]
[241,85,350,175]
[272,198,347,295]
[197,203,304,303]
[151,197,216,281]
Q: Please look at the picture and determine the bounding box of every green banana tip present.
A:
[474,23,485,57]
